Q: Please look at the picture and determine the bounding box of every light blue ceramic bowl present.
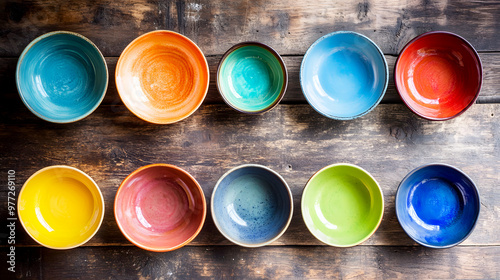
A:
[16,31,108,123]
[217,42,287,114]
[300,31,388,120]
[396,163,480,248]
[211,164,293,247]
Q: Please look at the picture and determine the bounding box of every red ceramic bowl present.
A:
[114,164,206,252]
[395,31,482,120]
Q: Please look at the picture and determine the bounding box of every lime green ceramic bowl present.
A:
[301,163,384,247]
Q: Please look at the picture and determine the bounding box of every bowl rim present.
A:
[115,30,210,124]
[17,165,105,250]
[301,163,384,247]
[300,31,389,120]
[114,163,207,252]
[16,30,109,124]
[211,163,294,247]
[395,163,481,248]
[394,31,483,121]
[216,41,288,114]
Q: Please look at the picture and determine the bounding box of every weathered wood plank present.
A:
[1,0,499,56]
[34,246,500,279]
[1,104,499,247]
[0,247,41,279]
[1,52,500,107]
[478,53,500,104]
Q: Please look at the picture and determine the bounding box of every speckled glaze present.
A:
[116,30,209,124]
[217,42,287,114]
[300,31,388,120]
[395,32,482,121]
[301,164,384,247]
[211,164,293,247]
[114,164,206,252]
[18,165,104,249]
[396,164,480,248]
[16,31,108,123]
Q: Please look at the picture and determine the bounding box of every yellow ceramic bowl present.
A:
[18,166,104,249]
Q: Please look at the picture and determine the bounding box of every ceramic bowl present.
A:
[302,163,384,247]
[16,31,108,123]
[217,42,288,113]
[300,31,388,120]
[114,164,206,251]
[116,30,209,124]
[18,166,105,249]
[211,164,293,247]
[395,31,482,120]
[395,163,480,248]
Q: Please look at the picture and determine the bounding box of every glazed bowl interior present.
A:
[115,164,206,251]
[301,164,384,247]
[18,166,104,249]
[396,164,480,248]
[301,31,388,120]
[217,43,287,113]
[395,32,482,120]
[211,165,293,247]
[16,31,108,123]
[116,30,209,124]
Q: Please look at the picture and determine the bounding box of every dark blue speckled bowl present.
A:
[211,164,293,247]
[396,163,480,248]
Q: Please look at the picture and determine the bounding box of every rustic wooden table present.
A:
[1,0,499,279]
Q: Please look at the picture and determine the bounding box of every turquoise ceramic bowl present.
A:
[211,164,293,247]
[217,42,287,113]
[16,31,108,123]
[300,31,388,120]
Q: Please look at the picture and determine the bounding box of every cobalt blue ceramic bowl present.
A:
[16,31,108,123]
[300,31,388,120]
[211,164,293,247]
[396,163,480,248]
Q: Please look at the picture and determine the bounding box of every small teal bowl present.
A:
[217,42,287,114]
[300,31,388,120]
[396,163,480,248]
[211,164,293,247]
[16,31,108,123]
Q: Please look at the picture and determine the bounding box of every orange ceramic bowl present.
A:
[116,31,209,124]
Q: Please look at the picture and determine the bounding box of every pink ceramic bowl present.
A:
[114,164,206,251]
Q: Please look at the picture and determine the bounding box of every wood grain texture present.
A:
[1,0,499,278]
[0,247,41,279]
[1,104,499,247]
[1,0,499,56]
[3,246,498,279]
[2,52,500,107]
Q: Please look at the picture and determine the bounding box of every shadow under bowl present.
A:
[16,31,108,123]
[396,163,480,248]
[211,164,293,247]
[114,164,206,252]
[394,31,482,120]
